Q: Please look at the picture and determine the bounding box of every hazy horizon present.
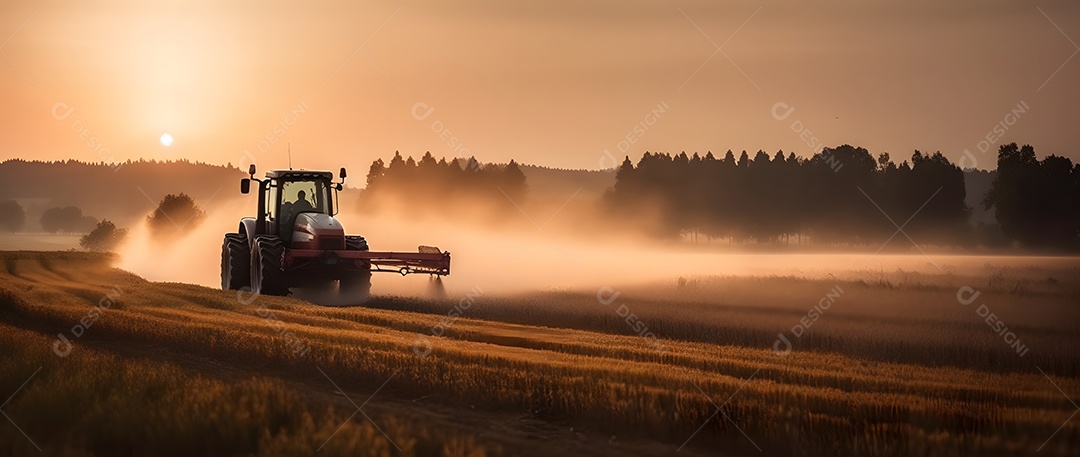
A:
[3,0,1079,175]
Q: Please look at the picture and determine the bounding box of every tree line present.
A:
[7,149,1071,251]
[604,145,968,246]
[0,159,241,227]
[0,193,206,252]
[0,202,97,233]
[605,143,1077,251]
[0,199,126,251]
[360,151,527,216]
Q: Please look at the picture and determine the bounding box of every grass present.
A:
[0,250,1077,456]
[0,233,82,251]
[361,272,1080,376]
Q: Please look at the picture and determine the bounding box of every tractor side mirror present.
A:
[339,167,347,179]
[248,164,257,176]
[240,178,251,194]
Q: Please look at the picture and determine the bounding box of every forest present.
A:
[601,143,1077,250]
[359,151,528,217]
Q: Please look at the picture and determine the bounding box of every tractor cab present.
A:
[241,166,346,244]
[263,170,335,242]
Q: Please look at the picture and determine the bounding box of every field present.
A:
[0,251,1078,456]
[0,234,81,251]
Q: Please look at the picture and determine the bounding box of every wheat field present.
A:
[0,251,1077,456]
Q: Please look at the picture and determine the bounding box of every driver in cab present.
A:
[292,190,314,213]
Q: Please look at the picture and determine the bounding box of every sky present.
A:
[1,0,1078,174]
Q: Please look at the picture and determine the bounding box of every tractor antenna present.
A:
[288,144,292,170]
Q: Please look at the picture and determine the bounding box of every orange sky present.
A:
[1,0,1078,174]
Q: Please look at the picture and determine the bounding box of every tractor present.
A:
[221,164,450,297]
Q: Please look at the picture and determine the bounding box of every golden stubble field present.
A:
[0,251,1077,456]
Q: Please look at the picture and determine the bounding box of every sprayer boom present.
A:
[285,247,451,276]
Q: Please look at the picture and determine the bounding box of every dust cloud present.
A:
[114,191,1076,302]
[116,197,249,288]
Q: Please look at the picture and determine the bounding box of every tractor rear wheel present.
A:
[251,236,288,296]
[342,235,372,299]
[221,233,250,291]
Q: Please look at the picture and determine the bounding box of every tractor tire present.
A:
[342,235,372,299]
[221,233,250,291]
[345,235,369,251]
[251,236,288,296]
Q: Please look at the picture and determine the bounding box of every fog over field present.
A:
[116,193,1078,297]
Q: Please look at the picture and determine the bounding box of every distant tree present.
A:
[77,215,99,232]
[40,206,87,233]
[501,159,528,201]
[417,152,438,178]
[906,150,969,245]
[877,152,891,171]
[388,151,406,169]
[465,156,481,173]
[0,199,25,232]
[146,193,205,238]
[80,220,128,252]
[722,150,736,166]
[984,143,1078,250]
[984,144,1037,244]
[737,151,750,168]
[366,159,386,187]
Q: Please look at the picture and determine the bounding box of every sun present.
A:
[160,133,174,147]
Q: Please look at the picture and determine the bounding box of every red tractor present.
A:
[220,164,450,297]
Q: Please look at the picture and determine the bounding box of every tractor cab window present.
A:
[277,179,331,237]
[281,180,329,214]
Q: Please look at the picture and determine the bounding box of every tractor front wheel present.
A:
[251,236,288,296]
[221,233,250,291]
[345,235,369,251]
